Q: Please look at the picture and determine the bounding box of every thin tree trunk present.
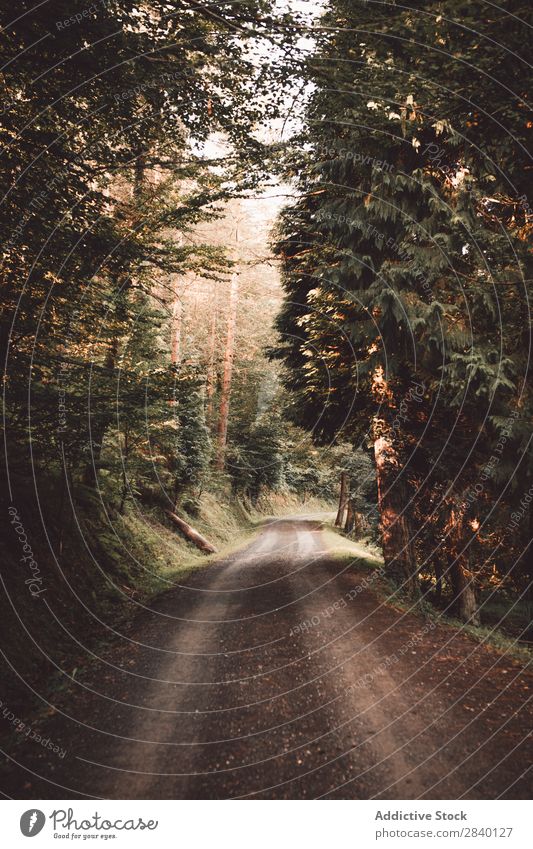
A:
[216,272,238,470]
[335,471,348,526]
[87,150,148,484]
[119,428,129,514]
[373,420,418,596]
[134,149,147,199]
[206,307,217,421]
[171,281,182,366]
[56,465,69,559]
[448,505,480,625]
[435,558,443,603]
[344,498,355,534]
[83,300,122,486]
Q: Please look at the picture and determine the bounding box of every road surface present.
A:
[3,519,532,799]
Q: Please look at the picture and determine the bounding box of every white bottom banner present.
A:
[2,799,531,848]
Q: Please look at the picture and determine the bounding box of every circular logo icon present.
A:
[20,810,46,837]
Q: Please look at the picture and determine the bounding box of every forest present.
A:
[0,0,532,802]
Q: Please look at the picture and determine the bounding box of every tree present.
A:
[1,0,296,501]
[272,0,532,612]
[217,273,239,470]
[335,472,350,527]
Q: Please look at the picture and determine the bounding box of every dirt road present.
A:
[3,520,532,799]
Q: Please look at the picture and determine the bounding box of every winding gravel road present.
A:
[3,519,532,799]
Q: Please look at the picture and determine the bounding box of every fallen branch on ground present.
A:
[165,510,217,554]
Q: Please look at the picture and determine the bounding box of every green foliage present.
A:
[228,414,285,505]
[272,0,533,612]
[1,0,300,514]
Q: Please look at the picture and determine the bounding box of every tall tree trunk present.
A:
[206,307,217,421]
[373,419,418,596]
[435,557,443,603]
[335,471,349,526]
[83,287,123,486]
[448,505,480,625]
[134,149,147,199]
[171,280,182,366]
[216,272,238,470]
[344,498,355,534]
[119,428,130,514]
[87,152,149,487]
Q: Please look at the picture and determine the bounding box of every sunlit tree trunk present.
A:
[373,418,419,596]
[216,272,238,470]
[344,498,355,534]
[335,471,349,526]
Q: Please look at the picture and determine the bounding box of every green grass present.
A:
[107,492,261,600]
[322,523,533,666]
[320,524,383,565]
[439,617,533,665]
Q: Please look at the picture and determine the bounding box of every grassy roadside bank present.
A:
[0,491,337,740]
[0,483,261,729]
[323,522,533,665]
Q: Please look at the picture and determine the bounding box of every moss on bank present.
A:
[0,481,258,723]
